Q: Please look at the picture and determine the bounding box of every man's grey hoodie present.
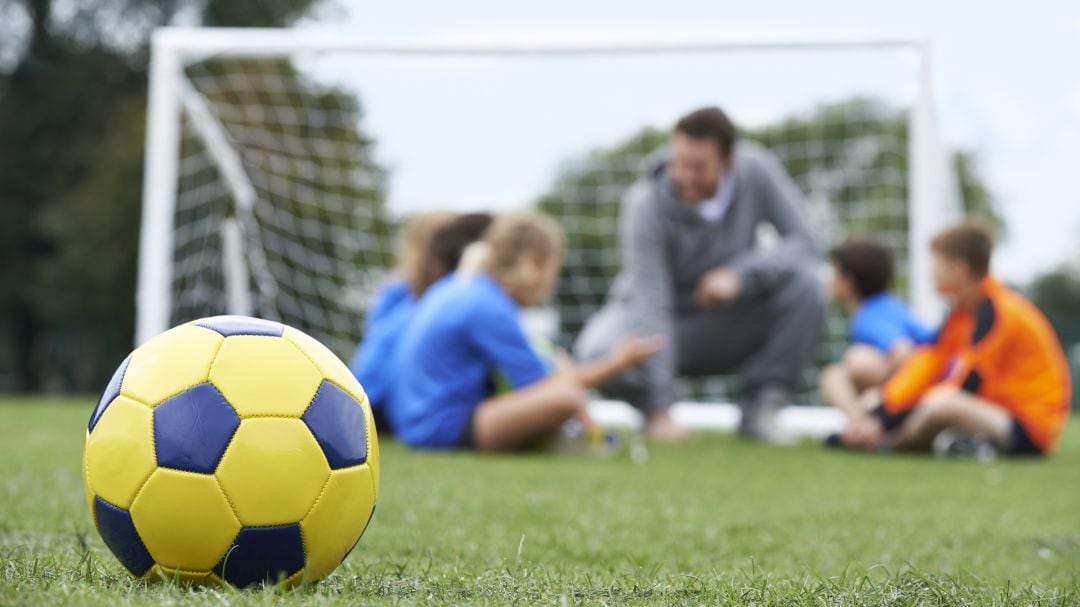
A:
[601,140,820,409]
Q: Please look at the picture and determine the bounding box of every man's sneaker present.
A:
[738,386,791,444]
[932,428,998,462]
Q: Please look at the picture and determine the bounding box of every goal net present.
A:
[140,29,960,401]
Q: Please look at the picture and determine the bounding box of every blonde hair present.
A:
[397,210,458,294]
[463,212,563,291]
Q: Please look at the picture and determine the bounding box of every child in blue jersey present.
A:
[820,238,936,418]
[351,276,412,428]
[350,212,493,429]
[389,213,664,451]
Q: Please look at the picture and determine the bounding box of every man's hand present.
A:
[610,333,666,369]
[693,267,743,307]
[841,413,885,451]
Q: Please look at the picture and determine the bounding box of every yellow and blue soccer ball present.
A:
[83,316,379,587]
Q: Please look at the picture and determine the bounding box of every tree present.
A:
[0,1,166,390]
[1030,262,1080,318]
[0,0,389,391]
[1028,261,1080,409]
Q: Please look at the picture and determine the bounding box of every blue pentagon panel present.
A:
[214,524,306,588]
[302,380,368,469]
[154,383,240,473]
[194,315,284,337]
[93,496,154,577]
[88,354,132,432]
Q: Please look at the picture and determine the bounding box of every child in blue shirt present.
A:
[389,212,662,451]
[820,238,936,418]
[350,212,493,428]
[350,277,412,421]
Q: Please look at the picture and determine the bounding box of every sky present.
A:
[294,0,1080,283]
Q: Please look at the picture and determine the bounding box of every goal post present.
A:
[138,27,961,369]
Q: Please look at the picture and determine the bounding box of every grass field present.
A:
[1,398,1078,606]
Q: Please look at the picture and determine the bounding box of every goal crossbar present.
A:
[153,27,925,59]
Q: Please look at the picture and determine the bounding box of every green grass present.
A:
[1,397,1078,606]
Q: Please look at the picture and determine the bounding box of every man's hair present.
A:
[829,238,895,299]
[674,106,738,157]
[416,212,495,294]
[931,219,996,277]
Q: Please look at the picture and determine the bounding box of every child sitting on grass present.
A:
[351,211,492,429]
[389,212,663,451]
[839,221,1072,457]
[820,239,936,418]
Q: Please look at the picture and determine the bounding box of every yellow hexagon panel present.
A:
[209,336,322,418]
[283,327,368,405]
[85,396,156,509]
[121,325,223,405]
[299,465,376,582]
[130,468,240,572]
[216,418,330,526]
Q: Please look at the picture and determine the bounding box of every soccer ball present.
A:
[83,316,379,587]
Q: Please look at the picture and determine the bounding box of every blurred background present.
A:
[1,0,1077,405]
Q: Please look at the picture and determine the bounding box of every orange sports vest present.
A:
[882,276,1071,453]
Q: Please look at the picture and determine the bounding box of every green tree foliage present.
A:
[1029,261,1080,409]
[0,0,360,391]
[538,99,1001,342]
[0,2,159,391]
[953,151,1002,231]
[1031,263,1080,318]
[202,0,319,28]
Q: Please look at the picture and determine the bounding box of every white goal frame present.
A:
[137,27,959,345]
